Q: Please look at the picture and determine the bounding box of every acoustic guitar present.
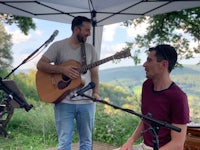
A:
[36,49,131,103]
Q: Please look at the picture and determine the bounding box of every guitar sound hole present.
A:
[58,81,70,89]
[57,75,71,89]
[62,74,70,81]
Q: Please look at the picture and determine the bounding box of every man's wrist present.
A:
[93,92,99,94]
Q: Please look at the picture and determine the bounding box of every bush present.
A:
[0,101,141,149]
[93,104,140,147]
[0,103,57,149]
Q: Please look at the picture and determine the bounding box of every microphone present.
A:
[45,30,59,46]
[71,82,95,98]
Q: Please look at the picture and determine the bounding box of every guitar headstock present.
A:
[113,49,131,59]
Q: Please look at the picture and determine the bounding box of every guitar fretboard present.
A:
[80,56,114,73]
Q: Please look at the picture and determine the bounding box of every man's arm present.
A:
[160,123,187,150]
[90,67,100,99]
[120,120,144,150]
[37,56,80,79]
[37,56,62,73]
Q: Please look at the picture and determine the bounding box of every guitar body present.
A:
[36,49,131,103]
[36,60,84,103]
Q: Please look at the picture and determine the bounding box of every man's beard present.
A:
[77,34,85,43]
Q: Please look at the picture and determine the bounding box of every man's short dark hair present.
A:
[71,16,91,31]
[149,44,177,72]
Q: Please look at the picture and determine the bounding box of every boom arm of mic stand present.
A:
[79,93,181,150]
[80,93,181,132]
[4,38,49,79]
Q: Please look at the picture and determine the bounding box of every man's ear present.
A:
[74,26,80,32]
[162,60,169,68]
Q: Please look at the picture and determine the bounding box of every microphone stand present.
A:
[4,35,51,79]
[0,78,33,112]
[79,93,181,150]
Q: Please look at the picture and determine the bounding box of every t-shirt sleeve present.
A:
[171,89,190,124]
[43,42,59,63]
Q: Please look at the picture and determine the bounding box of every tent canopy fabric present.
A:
[1,0,200,26]
[0,0,200,53]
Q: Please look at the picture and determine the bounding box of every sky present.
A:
[4,18,200,72]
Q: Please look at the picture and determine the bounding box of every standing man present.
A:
[37,16,100,150]
[117,44,189,150]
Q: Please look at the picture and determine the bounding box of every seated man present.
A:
[115,44,190,150]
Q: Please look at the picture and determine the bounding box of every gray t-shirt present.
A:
[43,38,98,104]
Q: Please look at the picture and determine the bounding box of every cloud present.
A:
[101,42,126,58]
[99,42,135,70]
[102,23,120,42]
[5,25,29,43]
[9,29,31,44]
[4,24,44,69]
[34,29,43,36]
[126,21,148,38]
[5,25,43,44]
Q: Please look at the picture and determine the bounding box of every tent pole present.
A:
[91,10,97,46]
[93,25,95,46]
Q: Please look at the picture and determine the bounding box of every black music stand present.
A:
[0,78,33,111]
[0,78,33,137]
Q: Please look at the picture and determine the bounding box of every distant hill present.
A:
[172,65,200,75]
[99,64,200,83]
[99,65,200,97]
[99,66,145,83]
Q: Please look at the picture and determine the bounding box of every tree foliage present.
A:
[0,14,36,71]
[0,14,36,35]
[13,70,38,101]
[0,24,13,70]
[124,7,200,65]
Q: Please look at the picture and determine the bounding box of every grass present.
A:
[0,102,140,149]
[0,103,57,150]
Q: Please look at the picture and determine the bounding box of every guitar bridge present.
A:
[51,74,57,88]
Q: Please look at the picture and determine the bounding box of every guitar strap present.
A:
[80,43,87,74]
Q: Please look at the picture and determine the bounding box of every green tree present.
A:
[1,14,36,35]
[13,70,38,101]
[0,14,36,71]
[124,7,200,65]
[0,24,13,70]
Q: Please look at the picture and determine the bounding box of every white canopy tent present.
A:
[1,0,200,55]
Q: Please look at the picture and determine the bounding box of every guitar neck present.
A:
[80,55,114,73]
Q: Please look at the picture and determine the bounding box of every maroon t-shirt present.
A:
[141,79,190,147]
